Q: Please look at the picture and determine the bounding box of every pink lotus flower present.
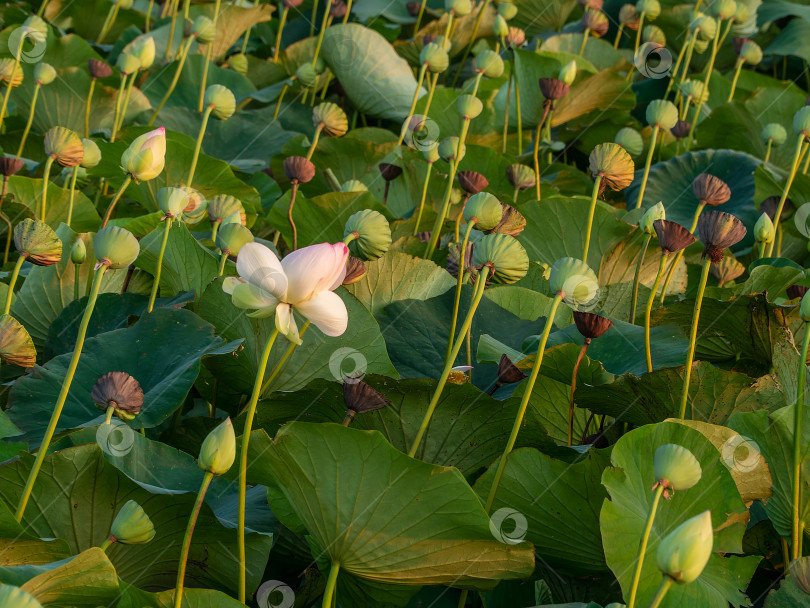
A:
[121,127,165,181]
[223,241,349,342]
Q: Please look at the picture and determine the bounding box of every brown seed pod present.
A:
[692,173,731,206]
[732,37,751,55]
[0,157,24,177]
[457,170,489,194]
[697,210,747,263]
[283,156,316,184]
[578,0,603,9]
[342,256,367,285]
[761,195,794,222]
[342,377,390,421]
[505,27,526,49]
[446,240,475,279]
[619,3,640,29]
[573,311,614,340]
[653,219,696,254]
[581,8,609,37]
[489,203,526,237]
[670,120,691,140]
[406,1,420,16]
[92,371,145,420]
[329,0,347,17]
[787,284,809,300]
[378,163,403,181]
[0,314,36,368]
[282,0,304,7]
[538,77,570,101]
[88,58,113,79]
[497,353,527,384]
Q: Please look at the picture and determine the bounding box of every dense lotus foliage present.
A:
[3,1,810,608]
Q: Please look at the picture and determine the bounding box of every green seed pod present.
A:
[635,0,660,19]
[208,194,245,226]
[313,102,348,137]
[643,24,666,45]
[116,52,141,75]
[465,192,503,230]
[754,212,774,243]
[295,63,318,88]
[472,233,529,284]
[558,60,577,85]
[227,53,248,74]
[192,15,216,44]
[790,556,810,594]
[712,0,736,20]
[493,14,509,38]
[110,499,155,544]
[312,56,326,73]
[0,314,36,367]
[654,444,702,494]
[794,106,810,137]
[800,291,810,322]
[589,142,635,191]
[445,0,472,16]
[656,510,713,584]
[740,40,762,65]
[341,179,368,192]
[506,163,536,190]
[117,0,135,8]
[217,223,254,256]
[0,59,22,88]
[646,99,678,129]
[422,142,440,163]
[498,1,517,19]
[204,84,236,120]
[693,37,709,54]
[614,127,644,156]
[344,209,392,260]
[199,417,236,475]
[179,187,207,223]
[733,2,750,23]
[549,257,599,307]
[34,62,56,86]
[438,136,466,163]
[690,14,717,40]
[80,138,101,169]
[640,201,666,234]
[70,236,86,264]
[761,123,787,146]
[0,586,42,608]
[457,94,483,119]
[44,126,84,168]
[474,50,504,78]
[94,226,140,269]
[679,79,709,106]
[14,219,61,266]
[157,186,190,219]
[619,3,638,25]
[420,42,450,73]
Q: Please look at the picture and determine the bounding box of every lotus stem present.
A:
[543,107,555,163]
[627,484,666,608]
[110,74,127,143]
[413,161,432,235]
[728,58,744,102]
[218,251,228,276]
[166,0,180,61]
[38,0,50,16]
[210,220,220,245]
[398,64,427,146]
[582,174,603,263]
[273,6,289,62]
[677,257,711,420]
[569,340,589,446]
[149,38,192,126]
[658,201,705,304]
[96,4,119,43]
[613,24,624,48]
[147,218,172,313]
[67,166,80,227]
[17,83,41,158]
[260,321,310,396]
[311,0,333,68]
[768,135,806,256]
[306,123,324,161]
[104,405,114,424]
[450,0,490,87]
[342,0,353,23]
[84,78,97,138]
[238,327,281,602]
[647,576,674,608]
[40,155,54,221]
[273,83,289,119]
[685,20,729,151]
[198,0,222,113]
[533,102,552,200]
[513,53,522,155]
[174,470,215,608]
[183,0,190,18]
[1,208,11,266]
[73,262,80,301]
[630,233,652,323]
[502,71,512,155]
[644,253,668,372]
[145,0,155,31]
[0,37,24,132]
[409,266,491,457]
[676,33,697,90]
[420,73,440,124]
[4,255,26,315]
[288,182,300,250]
[188,106,214,187]
[765,139,773,164]
[413,0,428,34]
[579,29,590,56]
[792,323,810,559]
[310,0,320,36]
[322,561,340,608]
[484,293,562,512]
[115,72,138,137]
[663,32,690,100]
[14,264,107,522]
[446,220,476,362]
[633,12,645,56]
[101,175,132,228]
[635,124,659,209]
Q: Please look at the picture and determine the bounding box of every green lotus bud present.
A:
[341,179,368,192]
[614,127,643,156]
[344,209,392,260]
[80,138,101,169]
[312,56,326,73]
[127,35,156,70]
[643,24,666,45]
[712,0,736,20]
[653,444,702,498]
[558,60,577,85]
[761,123,787,146]
[116,52,141,75]
[635,0,660,19]
[795,106,810,137]
[457,94,483,119]
[14,219,61,266]
[208,194,245,226]
[465,192,502,230]
[121,127,166,181]
[498,1,517,19]
[117,0,134,8]
[474,50,504,78]
[45,126,84,168]
[438,136,465,163]
[549,257,599,307]
[423,142,440,163]
[421,43,450,73]
[34,62,56,86]
[693,37,710,54]
[71,237,86,264]
[493,15,509,38]
[0,314,36,367]
[754,212,774,243]
[199,417,236,475]
[157,186,190,219]
[690,14,717,40]
[739,41,762,65]
[657,510,713,584]
[472,233,528,284]
[313,102,348,137]
[0,586,42,608]
[790,556,810,594]
[227,53,248,74]
[192,16,216,44]
[110,500,155,544]
[216,223,254,256]
[640,201,666,234]
[733,2,750,22]
[800,291,810,322]
[589,142,634,191]
[94,226,140,269]
[445,0,472,16]
[646,99,678,129]
[679,79,709,106]
[204,84,236,120]
[295,62,318,88]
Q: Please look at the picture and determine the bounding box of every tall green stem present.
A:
[188,106,213,186]
[767,136,806,256]
[73,262,80,302]
[198,0,221,112]
[685,20,728,150]
[218,251,228,276]
[647,576,674,608]
[311,0,333,68]
[613,24,624,48]
[273,83,289,119]
[677,257,711,420]
[582,174,603,263]
[568,341,588,446]
[445,221,476,361]
[408,267,490,457]
[658,202,704,304]
[288,183,300,250]
[16,84,41,158]
[635,124,659,209]
[676,33,698,90]
[149,38,192,126]
[578,29,590,56]
[644,253,668,373]
[450,0,489,87]
[727,58,743,102]
[0,37,23,132]
[663,32,690,99]
[96,5,119,43]
[173,470,214,608]
[398,65,427,146]
[533,102,552,200]
[84,79,96,138]
[66,166,79,227]
[412,162,433,235]
[627,484,665,608]
[260,321,310,396]
[110,75,127,143]
[513,53,522,155]
[148,218,172,313]
[166,0,180,61]
[115,72,137,135]
[306,124,324,161]
[765,139,773,164]
[630,233,652,323]
[40,156,54,221]
[14,265,107,522]
[273,6,289,62]
[633,12,645,56]
[4,255,26,315]
[792,324,810,559]
[322,562,340,608]
[238,327,281,602]
[101,175,132,228]
[421,73,439,122]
